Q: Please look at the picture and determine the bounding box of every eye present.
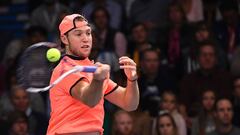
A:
[86,32,91,36]
[75,33,82,36]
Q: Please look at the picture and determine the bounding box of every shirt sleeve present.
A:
[54,70,89,95]
[104,79,118,96]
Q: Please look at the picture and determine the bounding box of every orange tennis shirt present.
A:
[47,55,118,135]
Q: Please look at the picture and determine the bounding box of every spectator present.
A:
[30,0,70,38]
[191,89,217,135]
[213,0,240,60]
[130,111,152,135]
[90,6,127,82]
[207,98,240,135]
[129,0,172,42]
[0,84,46,119]
[232,76,240,127]
[186,22,228,73]
[202,0,219,26]
[177,0,204,23]
[82,0,123,30]
[230,45,240,76]
[138,48,176,116]
[180,41,233,118]
[112,110,136,135]
[2,26,48,69]
[161,91,187,135]
[90,6,127,57]
[156,111,179,135]
[157,1,193,79]
[9,85,48,135]
[6,111,29,135]
[127,23,154,66]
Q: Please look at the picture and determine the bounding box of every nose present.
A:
[82,33,89,42]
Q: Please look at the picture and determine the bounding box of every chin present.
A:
[82,53,90,58]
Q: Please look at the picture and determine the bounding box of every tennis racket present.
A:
[16,42,97,93]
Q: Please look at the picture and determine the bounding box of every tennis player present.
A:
[47,14,139,135]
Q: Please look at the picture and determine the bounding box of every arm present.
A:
[71,63,110,108]
[105,56,139,111]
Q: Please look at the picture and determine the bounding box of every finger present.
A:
[119,65,136,70]
[119,56,130,60]
[95,62,103,66]
[119,59,136,66]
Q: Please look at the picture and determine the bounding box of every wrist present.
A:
[92,77,106,82]
[127,76,138,82]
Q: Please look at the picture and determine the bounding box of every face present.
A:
[158,116,175,135]
[222,10,238,25]
[202,90,215,111]
[216,99,233,126]
[198,45,216,70]
[63,23,92,58]
[115,113,133,135]
[11,89,29,112]
[161,93,176,112]
[141,51,160,75]
[169,6,184,24]
[195,29,209,42]
[132,24,148,44]
[11,118,28,135]
[234,79,240,98]
[93,9,108,30]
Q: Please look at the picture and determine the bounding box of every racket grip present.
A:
[82,66,97,72]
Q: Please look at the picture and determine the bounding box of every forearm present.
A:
[123,80,139,111]
[79,79,104,107]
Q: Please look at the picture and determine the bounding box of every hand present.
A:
[93,62,110,81]
[119,56,137,81]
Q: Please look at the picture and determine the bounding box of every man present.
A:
[9,85,48,135]
[207,98,240,135]
[112,110,135,135]
[180,41,233,117]
[138,48,176,116]
[47,14,139,135]
[232,77,240,127]
[128,23,153,66]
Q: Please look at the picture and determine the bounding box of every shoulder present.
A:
[107,0,121,8]
[181,71,198,82]
[233,126,240,134]
[206,131,217,135]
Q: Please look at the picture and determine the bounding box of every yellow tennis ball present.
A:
[46,48,61,62]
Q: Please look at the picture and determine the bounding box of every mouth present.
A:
[81,45,90,48]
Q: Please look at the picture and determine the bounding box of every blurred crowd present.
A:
[1,0,240,135]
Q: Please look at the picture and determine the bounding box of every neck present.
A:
[206,111,214,117]
[173,23,182,29]
[200,67,215,74]
[145,72,157,81]
[217,123,233,133]
[65,54,87,60]
[65,49,87,60]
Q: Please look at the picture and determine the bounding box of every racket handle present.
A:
[82,66,97,72]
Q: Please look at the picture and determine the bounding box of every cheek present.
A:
[12,124,20,131]
[161,103,167,108]
[159,127,164,133]
[12,99,20,105]
[235,89,240,97]
[203,100,208,106]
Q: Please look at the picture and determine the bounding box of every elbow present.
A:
[81,99,100,108]
[126,106,138,112]
[124,103,139,112]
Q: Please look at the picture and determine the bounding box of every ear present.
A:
[60,35,69,46]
